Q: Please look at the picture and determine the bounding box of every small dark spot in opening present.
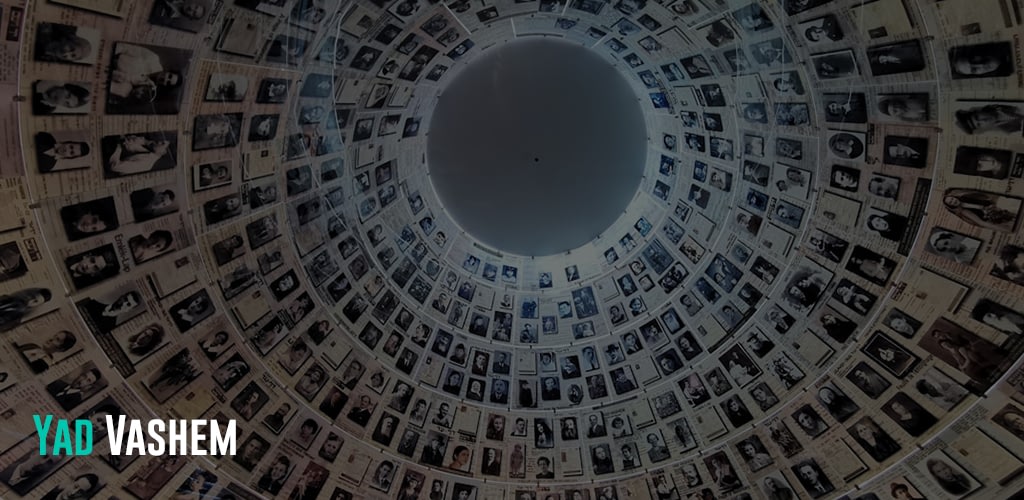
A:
[534,158,540,162]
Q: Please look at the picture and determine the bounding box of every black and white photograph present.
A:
[953,145,1015,179]
[105,42,192,114]
[883,135,929,168]
[149,0,215,32]
[861,331,919,377]
[923,227,981,264]
[33,80,91,114]
[33,23,101,65]
[917,317,1009,386]
[101,131,178,177]
[64,244,121,289]
[34,131,93,173]
[193,113,243,150]
[60,197,119,241]
[866,39,926,76]
[810,49,859,79]
[948,41,1014,79]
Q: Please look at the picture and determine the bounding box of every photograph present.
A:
[952,100,1024,135]
[33,80,91,115]
[205,73,248,101]
[863,207,908,242]
[948,41,1014,79]
[918,317,1009,386]
[34,131,93,173]
[33,23,101,65]
[192,113,243,151]
[149,0,215,32]
[826,129,867,161]
[923,227,981,264]
[861,331,920,377]
[876,93,930,122]
[791,459,834,498]
[941,188,1022,233]
[846,361,891,399]
[822,92,867,123]
[866,39,926,76]
[65,244,121,289]
[916,449,981,498]
[953,145,1014,179]
[810,49,859,79]
[883,135,929,168]
[101,131,178,177]
[59,197,120,243]
[105,42,192,114]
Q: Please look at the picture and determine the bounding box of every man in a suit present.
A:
[77,291,142,333]
[47,366,102,410]
[17,330,77,373]
[34,132,90,172]
[795,460,834,498]
[536,456,554,478]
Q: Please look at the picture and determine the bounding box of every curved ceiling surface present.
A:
[427,37,647,256]
[1,0,1024,499]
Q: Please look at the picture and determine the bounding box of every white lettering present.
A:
[147,420,165,455]
[209,420,236,455]
[126,420,145,455]
[190,421,207,456]
[102,418,238,456]
[168,420,187,455]
[105,415,126,455]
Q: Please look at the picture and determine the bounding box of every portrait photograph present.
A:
[948,41,1014,79]
[866,39,926,76]
[941,188,1022,233]
[169,289,216,333]
[826,129,866,161]
[105,42,191,114]
[59,197,119,242]
[798,14,844,44]
[32,80,91,115]
[861,331,920,378]
[205,73,248,102]
[923,227,981,264]
[149,0,215,32]
[918,317,1009,387]
[810,49,859,79]
[867,173,901,200]
[46,361,108,411]
[883,135,929,168]
[101,131,179,177]
[193,113,243,151]
[953,145,1014,179]
[35,130,93,173]
[33,23,101,65]
[822,92,867,123]
[255,77,290,103]
[875,93,930,123]
[64,244,121,289]
[916,449,981,498]
[844,244,895,286]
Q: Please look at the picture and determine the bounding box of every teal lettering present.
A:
[74,420,92,455]
[33,415,52,456]
[52,420,72,455]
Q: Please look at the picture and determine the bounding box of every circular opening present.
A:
[427,38,648,256]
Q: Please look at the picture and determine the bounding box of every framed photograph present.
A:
[876,93,930,123]
[144,349,201,403]
[861,331,919,377]
[205,73,248,102]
